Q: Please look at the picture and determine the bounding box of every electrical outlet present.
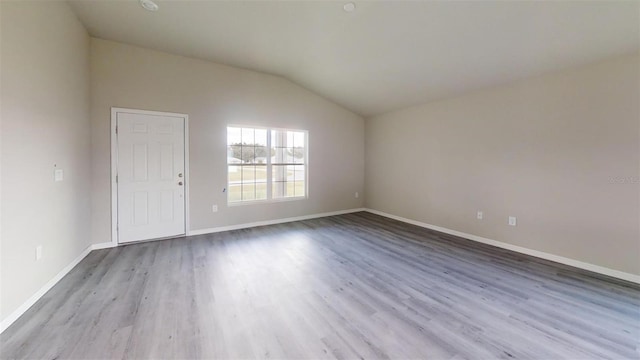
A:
[212,205,218,213]
[508,216,517,226]
[36,246,43,260]
[355,192,359,198]
[477,211,483,220]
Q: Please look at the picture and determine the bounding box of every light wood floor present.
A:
[1,212,639,359]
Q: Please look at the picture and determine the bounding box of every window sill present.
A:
[227,196,308,207]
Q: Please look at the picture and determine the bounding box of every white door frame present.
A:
[110,107,190,246]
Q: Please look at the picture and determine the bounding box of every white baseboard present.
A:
[90,242,117,250]
[188,208,366,236]
[364,208,640,285]
[1,208,364,333]
[0,241,117,334]
[5,206,633,335]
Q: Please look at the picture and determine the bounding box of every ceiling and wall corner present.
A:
[68,0,640,116]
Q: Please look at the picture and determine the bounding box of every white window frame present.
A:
[227,125,308,206]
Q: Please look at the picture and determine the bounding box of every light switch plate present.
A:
[54,169,64,182]
[212,205,218,213]
[508,216,517,226]
[477,211,483,220]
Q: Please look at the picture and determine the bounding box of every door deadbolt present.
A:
[178,181,183,186]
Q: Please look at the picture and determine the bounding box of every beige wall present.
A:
[366,53,640,275]
[1,2,92,322]
[90,39,364,243]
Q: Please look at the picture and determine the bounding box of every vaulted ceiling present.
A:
[68,0,639,116]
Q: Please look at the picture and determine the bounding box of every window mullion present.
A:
[266,129,272,200]
[240,145,244,201]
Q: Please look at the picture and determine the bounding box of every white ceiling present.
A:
[68,0,639,116]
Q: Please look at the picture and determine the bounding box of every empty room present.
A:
[1,0,639,359]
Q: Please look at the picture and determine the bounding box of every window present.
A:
[227,126,307,204]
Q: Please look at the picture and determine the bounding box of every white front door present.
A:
[116,111,186,243]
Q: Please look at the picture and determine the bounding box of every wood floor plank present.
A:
[1,212,639,359]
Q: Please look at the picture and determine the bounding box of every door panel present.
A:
[117,112,185,243]
[133,144,148,181]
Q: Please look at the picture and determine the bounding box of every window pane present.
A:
[242,183,255,201]
[256,183,267,200]
[286,131,294,146]
[228,184,242,202]
[294,181,305,197]
[293,147,305,164]
[228,165,241,183]
[241,128,254,145]
[255,165,267,183]
[255,129,267,146]
[293,165,305,182]
[227,127,241,146]
[271,130,284,147]
[255,145,269,164]
[285,148,295,164]
[286,165,295,181]
[242,166,256,181]
[241,146,255,163]
[228,145,242,164]
[285,182,296,197]
[293,131,305,148]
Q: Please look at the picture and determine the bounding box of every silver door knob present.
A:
[178,181,183,186]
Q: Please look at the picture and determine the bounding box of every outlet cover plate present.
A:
[54,169,64,182]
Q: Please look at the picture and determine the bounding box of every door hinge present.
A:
[115,125,118,134]
[116,174,118,183]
